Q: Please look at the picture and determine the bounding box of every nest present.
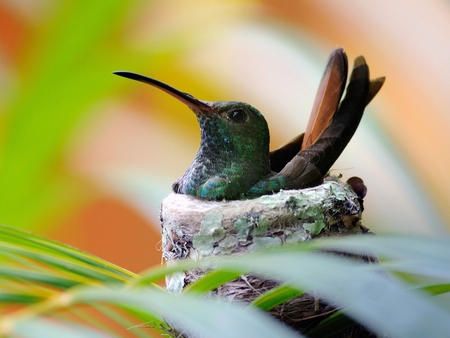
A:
[159,177,376,336]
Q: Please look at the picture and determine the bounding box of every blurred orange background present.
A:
[1,1,449,273]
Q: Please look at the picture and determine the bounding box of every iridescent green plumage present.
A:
[172,101,271,200]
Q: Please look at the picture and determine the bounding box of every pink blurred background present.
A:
[1,1,449,273]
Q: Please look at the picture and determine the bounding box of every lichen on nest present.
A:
[160,177,367,265]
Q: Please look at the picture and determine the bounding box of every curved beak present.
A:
[113,71,212,112]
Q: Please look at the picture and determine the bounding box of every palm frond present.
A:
[1,224,450,337]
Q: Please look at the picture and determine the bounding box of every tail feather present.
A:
[302,48,348,149]
[267,51,384,192]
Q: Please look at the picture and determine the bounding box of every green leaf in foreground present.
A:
[251,284,304,311]
[2,223,450,338]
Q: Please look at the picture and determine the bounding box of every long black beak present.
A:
[113,71,212,112]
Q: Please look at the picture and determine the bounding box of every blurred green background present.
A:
[1,0,450,273]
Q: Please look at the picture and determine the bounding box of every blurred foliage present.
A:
[1,224,450,337]
[0,2,149,229]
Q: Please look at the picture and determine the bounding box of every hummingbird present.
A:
[114,48,384,201]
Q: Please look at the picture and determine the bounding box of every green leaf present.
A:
[0,267,79,290]
[0,293,43,305]
[183,270,242,294]
[0,224,137,283]
[72,288,301,338]
[251,284,304,311]
[418,283,450,296]
[12,317,114,338]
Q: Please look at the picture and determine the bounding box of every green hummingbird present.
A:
[114,48,384,200]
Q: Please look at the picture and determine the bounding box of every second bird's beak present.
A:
[113,71,212,113]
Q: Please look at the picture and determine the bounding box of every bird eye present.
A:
[228,110,247,123]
